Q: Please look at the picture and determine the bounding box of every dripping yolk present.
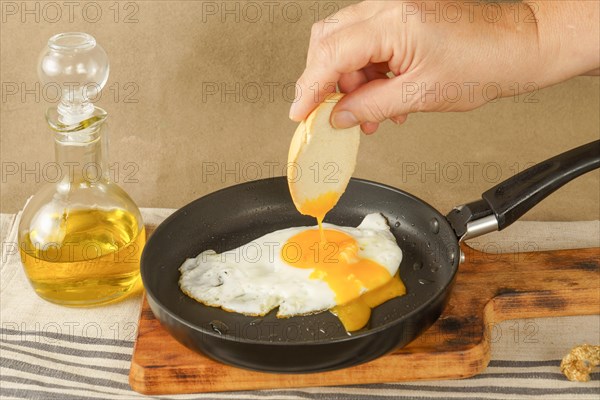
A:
[331,272,406,332]
[296,191,340,224]
[294,191,340,240]
[281,228,394,311]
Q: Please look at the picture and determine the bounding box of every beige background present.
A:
[1,0,599,221]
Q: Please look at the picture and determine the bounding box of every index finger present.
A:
[306,2,382,66]
[289,18,386,121]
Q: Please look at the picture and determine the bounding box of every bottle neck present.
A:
[54,126,109,183]
[58,97,95,125]
[46,106,109,184]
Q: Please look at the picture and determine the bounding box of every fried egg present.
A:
[179,213,404,331]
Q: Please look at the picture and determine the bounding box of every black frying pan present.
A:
[141,140,599,373]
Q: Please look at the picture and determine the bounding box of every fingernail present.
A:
[289,86,302,120]
[289,102,299,120]
[361,121,379,134]
[331,111,359,129]
[391,115,407,125]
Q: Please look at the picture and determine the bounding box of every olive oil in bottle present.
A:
[18,33,145,306]
[20,208,145,305]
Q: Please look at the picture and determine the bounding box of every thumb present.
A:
[331,77,423,129]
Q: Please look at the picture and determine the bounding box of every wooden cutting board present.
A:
[129,244,599,395]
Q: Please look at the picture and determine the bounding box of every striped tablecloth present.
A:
[1,209,599,400]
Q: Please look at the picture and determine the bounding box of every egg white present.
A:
[178,213,402,317]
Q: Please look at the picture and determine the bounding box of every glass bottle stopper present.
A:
[38,32,109,125]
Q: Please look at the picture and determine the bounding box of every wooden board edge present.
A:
[128,334,490,395]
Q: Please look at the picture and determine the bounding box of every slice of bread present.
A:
[287,93,361,221]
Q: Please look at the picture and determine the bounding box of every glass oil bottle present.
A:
[18,33,145,306]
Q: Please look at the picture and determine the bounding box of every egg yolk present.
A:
[282,229,391,304]
[282,229,405,331]
[289,190,406,332]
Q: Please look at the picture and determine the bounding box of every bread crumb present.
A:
[560,344,600,382]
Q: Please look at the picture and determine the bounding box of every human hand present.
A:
[289,0,600,134]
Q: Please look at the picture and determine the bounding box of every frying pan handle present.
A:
[447,140,600,241]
